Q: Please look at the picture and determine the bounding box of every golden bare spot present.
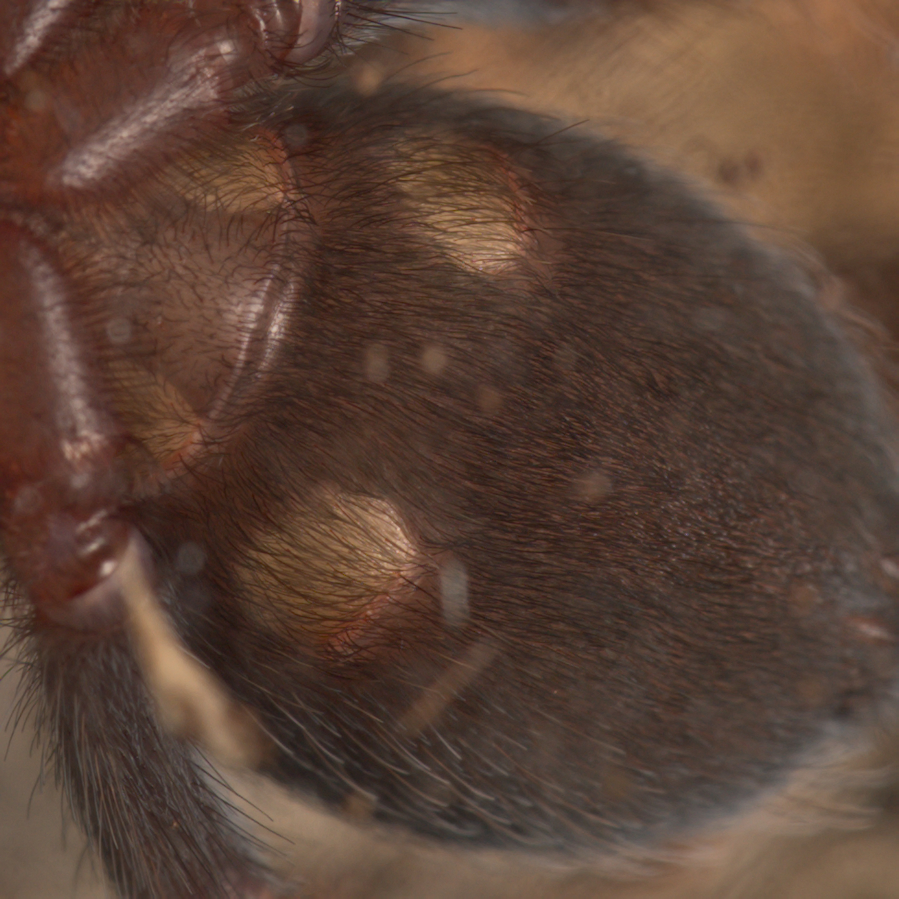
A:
[104,356,200,475]
[236,488,428,647]
[171,131,289,221]
[389,142,529,275]
[326,591,397,658]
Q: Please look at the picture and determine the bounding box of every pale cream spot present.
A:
[420,343,449,376]
[364,342,390,383]
[475,383,503,415]
[575,469,613,502]
[438,557,469,629]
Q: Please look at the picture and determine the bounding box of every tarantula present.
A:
[2,2,899,898]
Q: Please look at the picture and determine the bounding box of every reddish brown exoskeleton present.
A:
[3,2,899,898]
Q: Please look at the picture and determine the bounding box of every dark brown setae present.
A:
[2,2,899,898]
